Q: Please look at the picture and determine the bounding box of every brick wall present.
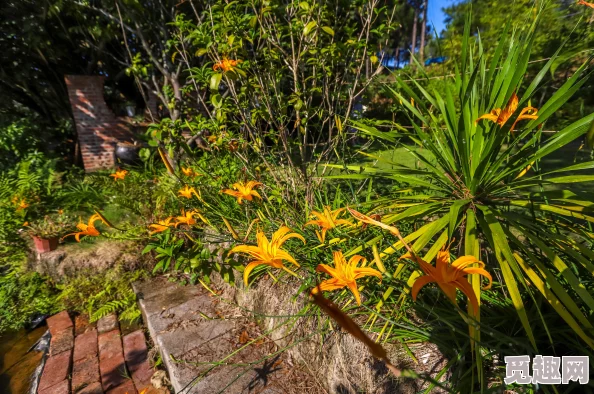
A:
[65,75,134,171]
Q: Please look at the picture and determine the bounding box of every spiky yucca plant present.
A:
[333,13,594,359]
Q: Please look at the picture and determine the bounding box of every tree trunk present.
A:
[410,8,418,64]
[420,0,428,63]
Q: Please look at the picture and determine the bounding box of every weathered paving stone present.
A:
[97,314,119,334]
[38,379,70,394]
[74,381,103,394]
[74,329,98,362]
[104,380,135,394]
[134,278,289,394]
[50,328,74,356]
[47,311,73,335]
[98,330,127,391]
[72,356,100,392]
[39,351,72,391]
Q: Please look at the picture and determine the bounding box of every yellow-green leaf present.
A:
[303,21,317,36]
[210,73,223,91]
[321,26,334,36]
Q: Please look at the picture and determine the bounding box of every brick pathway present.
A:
[38,312,158,394]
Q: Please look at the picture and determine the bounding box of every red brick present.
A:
[74,329,98,361]
[99,354,127,392]
[123,330,148,373]
[39,351,72,391]
[98,330,122,359]
[39,379,69,394]
[75,381,103,394]
[51,328,74,356]
[47,311,73,335]
[98,330,127,391]
[72,356,100,392]
[105,380,136,394]
[131,361,153,389]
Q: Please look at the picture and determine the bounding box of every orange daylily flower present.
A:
[305,206,351,243]
[23,222,29,227]
[178,185,201,200]
[181,167,201,178]
[62,213,110,242]
[148,217,175,234]
[126,390,147,394]
[311,251,382,305]
[16,199,29,211]
[213,58,242,72]
[110,169,128,181]
[58,209,64,215]
[578,0,594,9]
[223,181,262,204]
[475,93,538,132]
[400,249,492,314]
[229,226,305,286]
[174,209,207,228]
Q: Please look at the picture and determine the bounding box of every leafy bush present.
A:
[0,248,57,332]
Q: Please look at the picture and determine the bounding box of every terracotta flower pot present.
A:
[32,236,59,254]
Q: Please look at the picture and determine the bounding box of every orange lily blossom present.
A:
[178,185,200,199]
[110,169,128,180]
[16,199,29,210]
[578,0,594,9]
[213,58,241,72]
[148,217,175,234]
[223,181,262,204]
[229,226,305,286]
[62,213,110,242]
[475,92,538,132]
[174,209,207,228]
[181,167,201,178]
[400,249,492,314]
[311,251,382,305]
[305,206,351,243]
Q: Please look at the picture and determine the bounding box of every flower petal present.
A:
[474,112,499,124]
[436,282,459,305]
[315,263,340,279]
[346,280,362,305]
[454,278,480,314]
[462,267,493,290]
[243,260,270,286]
[411,275,436,301]
[312,278,347,293]
[353,267,383,281]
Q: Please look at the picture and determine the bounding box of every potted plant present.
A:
[26,213,73,253]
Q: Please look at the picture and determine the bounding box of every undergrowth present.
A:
[55,267,147,324]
